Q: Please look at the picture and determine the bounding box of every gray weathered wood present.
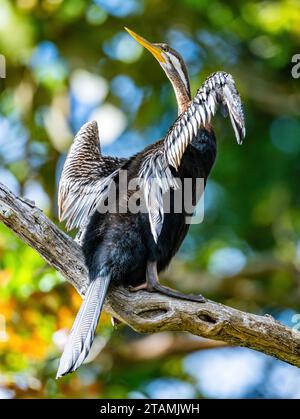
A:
[1,181,300,367]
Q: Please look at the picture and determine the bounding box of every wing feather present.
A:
[58,121,125,231]
[139,72,246,242]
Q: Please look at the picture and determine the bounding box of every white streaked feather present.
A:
[62,168,120,230]
[194,108,201,125]
[208,93,216,114]
[187,118,194,140]
[190,114,198,136]
[56,275,111,378]
[198,106,207,125]
[139,71,246,243]
[58,121,124,231]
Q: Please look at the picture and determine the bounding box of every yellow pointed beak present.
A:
[125,27,165,63]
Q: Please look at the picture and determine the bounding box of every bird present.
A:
[57,28,246,378]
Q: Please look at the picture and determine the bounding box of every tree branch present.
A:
[0,183,87,296]
[1,182,300,368]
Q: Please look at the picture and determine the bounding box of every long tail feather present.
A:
[56,275,111,378]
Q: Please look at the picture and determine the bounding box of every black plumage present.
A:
[57,29,245,377]
[83,129,216,289]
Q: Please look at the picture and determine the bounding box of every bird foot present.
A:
[129,282,148,292]
[147,283,206,303]
[129,281,205,303]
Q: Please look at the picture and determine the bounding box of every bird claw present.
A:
[183,293,206,303]
[128,282,148,292]
[128,281,206,303]
[149,283,206,303]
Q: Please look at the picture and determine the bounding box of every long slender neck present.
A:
[167,74,191,115]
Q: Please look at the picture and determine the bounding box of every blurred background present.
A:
[0,0,300,399]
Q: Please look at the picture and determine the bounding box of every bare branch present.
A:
[1,182,300,368]
[0,182,88,296]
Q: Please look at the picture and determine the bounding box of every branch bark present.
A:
[1,182,300,368]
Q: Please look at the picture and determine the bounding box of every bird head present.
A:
[125,28,191,111]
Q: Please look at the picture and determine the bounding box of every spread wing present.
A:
[139,72,246,242]
[58,120,126,231]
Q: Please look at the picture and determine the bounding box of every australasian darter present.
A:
[57,29,246,377]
